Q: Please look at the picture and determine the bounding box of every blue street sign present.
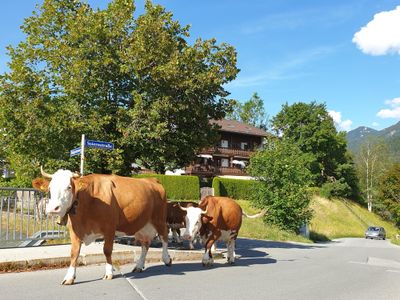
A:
[85,140,114,150]
[70,147,81,157]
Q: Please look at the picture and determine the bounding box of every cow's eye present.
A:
[67,185,72,190]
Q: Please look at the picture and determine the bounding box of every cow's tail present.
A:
[242,209,267,219]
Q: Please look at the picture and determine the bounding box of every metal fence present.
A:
[0,187,69,248]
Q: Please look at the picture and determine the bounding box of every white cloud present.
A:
[352,6,400,55]
[377,97,400,118]
[372,122,379,127]
[328,110,352,131]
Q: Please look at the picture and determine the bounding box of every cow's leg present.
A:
[62,231,81,285]
[103,235,114,280]
[133,241,149,272]
[172,228,181,244]
[227,239,236,264]
[202,232,221,267]
[154,223,172,266]
[188,240,194,250]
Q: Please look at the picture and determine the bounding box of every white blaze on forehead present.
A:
[46,169,75,216]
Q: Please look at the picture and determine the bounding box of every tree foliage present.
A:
[226,92,268,129]
[376,164,400,226]
[271,101,359,198]
[0,0,239,181]
[248,137,313,232]
[355,137,390,210]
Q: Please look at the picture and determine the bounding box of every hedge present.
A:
[212,177,258,200]
[133,174,200,200]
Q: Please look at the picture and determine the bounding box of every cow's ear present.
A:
[201,215,213,223]
[73,178,89,193]
[32,178,49,193]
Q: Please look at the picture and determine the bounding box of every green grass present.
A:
[309,196,399,242]
[236,197,400,245]
[237,200,311,243]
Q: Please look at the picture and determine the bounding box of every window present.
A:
[221,158,229,167]
[240,142,248,150]
[220,139,228,148]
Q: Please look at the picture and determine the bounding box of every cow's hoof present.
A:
[165,258,172,267]
[132,267,144,273]
[226,260,235,265]
[61,278,74,285]
[103,274,113,280]
[202,261,213,268]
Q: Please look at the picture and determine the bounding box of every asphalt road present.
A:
[1,238,400,300]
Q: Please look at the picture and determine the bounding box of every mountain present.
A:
[347,121,400,158]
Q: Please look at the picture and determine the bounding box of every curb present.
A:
[0,245,222,273]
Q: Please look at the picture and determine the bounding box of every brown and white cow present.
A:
[32,167,172,285]
[166,201,199,249]
[180,196,265,266]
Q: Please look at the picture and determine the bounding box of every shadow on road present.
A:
[124,238,324,279]
[235,238,324,250]
[124,255,277,279]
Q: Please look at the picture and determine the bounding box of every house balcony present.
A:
[201,146,256,158]
[184,165,247,177]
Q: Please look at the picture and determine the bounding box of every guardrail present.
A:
[0,187,69,248]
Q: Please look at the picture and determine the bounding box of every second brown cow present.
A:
[179,196,265,266]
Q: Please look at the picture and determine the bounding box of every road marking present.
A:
[387,269,400,273]
[121,271,149,300]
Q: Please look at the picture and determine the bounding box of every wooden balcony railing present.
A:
[185,165,247,177]
[201,147,256,158]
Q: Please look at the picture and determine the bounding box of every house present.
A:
[184,119,269,178]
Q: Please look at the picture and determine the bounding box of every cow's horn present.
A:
[178,204,188,211]
[72,172,80,178]
[200,207,207,215]
[40,166,53,179]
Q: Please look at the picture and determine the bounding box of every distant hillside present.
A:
[347,121,400,159]
[347,126,379,152]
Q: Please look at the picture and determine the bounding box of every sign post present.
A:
[80,134,85,175]
[69,135,114,176]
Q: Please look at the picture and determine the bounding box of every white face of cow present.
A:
[46,170,75,217]
[183,207,204,240]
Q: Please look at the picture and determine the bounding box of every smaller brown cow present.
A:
[180,196,265,266]
[167,201,199,249]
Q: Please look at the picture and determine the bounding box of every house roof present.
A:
[213,119,269,137]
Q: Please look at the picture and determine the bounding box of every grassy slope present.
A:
[237,200,310,243]
[237,197,399,245]
[309,196,399,242]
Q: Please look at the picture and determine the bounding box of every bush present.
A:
[212,177,258,200]
[133,174,200,200]
[320,180,351,199]
[248,139,313,233]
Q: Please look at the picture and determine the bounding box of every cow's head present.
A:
[33,167,80,217]
[179,205,207,240]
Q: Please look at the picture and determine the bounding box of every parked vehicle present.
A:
[365,226,386,240]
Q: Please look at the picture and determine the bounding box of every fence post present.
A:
[200,187,214,200]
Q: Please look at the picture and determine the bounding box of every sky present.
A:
[1,1,400,132]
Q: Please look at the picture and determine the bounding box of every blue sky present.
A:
[1,1,400,131]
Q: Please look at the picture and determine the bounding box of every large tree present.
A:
[272,102,359,197]
[226,92,268,129]
[355,138,390,211]
[0,0,239,181]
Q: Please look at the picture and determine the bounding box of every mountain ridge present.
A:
[347,121,400,156]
